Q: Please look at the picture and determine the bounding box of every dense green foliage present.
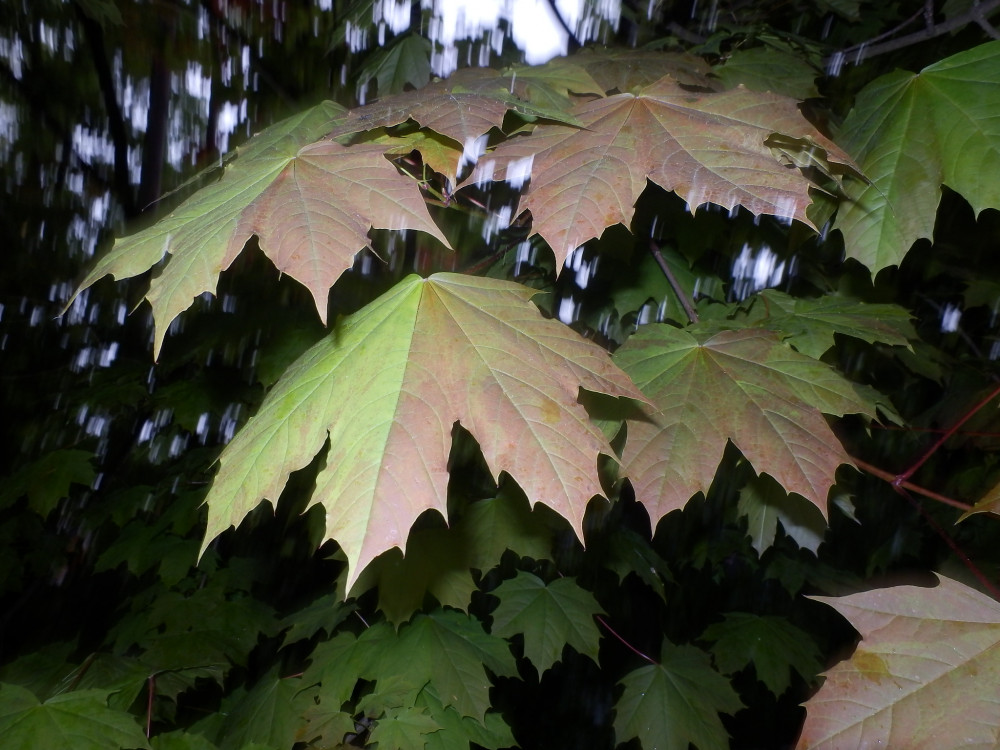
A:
[3,2,1000,749]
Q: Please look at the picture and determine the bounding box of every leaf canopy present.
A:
[203,273,645,588]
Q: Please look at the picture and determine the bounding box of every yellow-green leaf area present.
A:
[203,273,646,589]
[835,40,1000,272]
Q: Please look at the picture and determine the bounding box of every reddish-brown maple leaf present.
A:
[471,75,854,267]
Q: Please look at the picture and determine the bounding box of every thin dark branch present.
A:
[894,485,1000,600]
[824,0,1000,70]
[649,240,698,324]
[667,21,706,45]
[895,381,1000,486]
[596,615,657,665]
[73,1,137,217]
[852,457,973,512]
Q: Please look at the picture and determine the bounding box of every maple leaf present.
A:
[0,683,151,750]
[714,46,821,100]
[738,473,828,555]
[217,671,312,750]
[471,74,855,267]
[202,273,646,589]
[381,611,518,721]
[798,575,1000,749]
[614,642,743,750]
[572,48,716,92]
[416,685,515,750]
[962,477,1000,521]
[490,572,604,674]
[700,612,822,696]
[0,449,96,518]
[74,100,451,357]
[369,706,442,750]
[740,289,916,359]
[834,40,1000,272]
[330,65,583,148]
[613,325,887,524]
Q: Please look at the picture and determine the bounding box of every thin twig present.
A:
[649,240,699,324]
[596,615,658,665]
[824,0,1000,69]
[893,485,1000,600]
[852,457,972,512]
[895,381,1000,486]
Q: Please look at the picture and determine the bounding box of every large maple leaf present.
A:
[798,575,1000,749]
[613,325,889,524]
[471,74,855,266]
[834,40,1000,272]
[202,273,646,588]
[74,100,451,358]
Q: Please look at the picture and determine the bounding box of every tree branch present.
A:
[824,0,1000,71]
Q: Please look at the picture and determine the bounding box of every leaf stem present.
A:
[851,457,972,511]
[596,614,658,665]
[649,240,699,325]
[894,381,1000,486]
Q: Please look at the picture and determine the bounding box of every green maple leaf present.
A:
[0,683,151,750]
[606,527,672,600]
[304,612,516,723]
[614,325,889,525]
[700,612,822,696]
[279,592,355,647]
[202,273,645,590]
[218,671,311,750]
[614,643,743,750]
[713,46,821,100]
[415,685,515,750]
[357,34,431,96]
[490,572,604,674]
[835,40,1000,272]
[377,610,517,721]
[368,706,442,750]
[741,289,916,359]
[302,628,392,709]
[0,449,96,518]
[738,473,828,555]
[361,527,480,624]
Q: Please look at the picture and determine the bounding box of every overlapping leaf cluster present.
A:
[11,16,1000,750]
